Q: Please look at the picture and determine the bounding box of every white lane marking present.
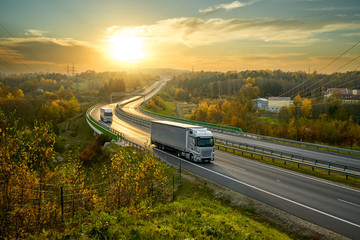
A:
[338,199,360,208]
[158,150,360,229]
[216,151,360,193]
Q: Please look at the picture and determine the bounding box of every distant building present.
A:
[253,98,268,109]
[35,87,44,94]
[325,88,360,104]
[267,97,291,112]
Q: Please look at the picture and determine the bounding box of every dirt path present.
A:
[175,102,184,118]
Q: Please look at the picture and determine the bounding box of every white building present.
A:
[253,98,268,109]
[266,97,291,112]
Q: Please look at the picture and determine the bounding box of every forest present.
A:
[151,70,360,148]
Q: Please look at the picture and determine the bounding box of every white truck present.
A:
[151,120,215,162]
[100,108,113,123]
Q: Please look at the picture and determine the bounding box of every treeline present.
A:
[0,81,80,125]
[0,112,171,238]
[0,73,70,93]
[186,78,360,147]
[170,70,360,101]
[78,70,160,100]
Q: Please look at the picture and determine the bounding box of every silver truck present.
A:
[100,108,113,123]
[151,120,215,162]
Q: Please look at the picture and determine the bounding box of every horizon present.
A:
[1,0,360,74]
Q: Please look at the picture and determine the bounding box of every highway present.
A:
[89,80,360,239]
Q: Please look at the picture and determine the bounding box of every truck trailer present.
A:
[100,108,113,123]
[151,120,215,162]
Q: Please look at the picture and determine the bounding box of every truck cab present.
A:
[100,108,113,123]
[188,128,215,162]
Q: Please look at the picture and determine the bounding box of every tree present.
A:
[301,98,312,118]
[289,94,302,119]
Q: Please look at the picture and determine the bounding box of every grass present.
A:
[36,168,295,240]
[56,111,95,153]
[143,100,176,117]
[258,116,280,125]
[180,101,196,119]
[72,80,89,90]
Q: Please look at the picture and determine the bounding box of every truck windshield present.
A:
[196,137,214,147]
[104,112,112,116]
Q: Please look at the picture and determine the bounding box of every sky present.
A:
[0,0,359,74]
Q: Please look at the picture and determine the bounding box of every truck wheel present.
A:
[190,154,194,162]
[177,151,181,157]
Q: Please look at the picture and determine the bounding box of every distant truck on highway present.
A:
[151,120,215,162]
[100,108,113,123]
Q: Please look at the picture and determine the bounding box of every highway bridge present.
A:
[87,80,360,239]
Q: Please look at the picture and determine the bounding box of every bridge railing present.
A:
[86,104,125,141]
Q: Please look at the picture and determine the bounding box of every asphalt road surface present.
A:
[89,80,360,239]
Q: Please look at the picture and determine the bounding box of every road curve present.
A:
[90,81,360,239]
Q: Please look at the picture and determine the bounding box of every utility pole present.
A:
[71,63,75,77]
[66,64,69,75]
[71,63,78,90]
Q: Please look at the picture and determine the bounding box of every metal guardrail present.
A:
[86,104,125,141]
[86,104,162,155]
[139,106,243,133]
[215,138,360,174]
[139,104,360,157]
[215,144,360,179]
[237,132,360,156]
[114,104,360,178]
[115,105,151,128]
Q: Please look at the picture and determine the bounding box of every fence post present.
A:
[172,175,175,201]
[37,183,41,230]
[178,161,181,185]
[60,186,64,223]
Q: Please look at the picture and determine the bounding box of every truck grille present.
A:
[201,149,212,158]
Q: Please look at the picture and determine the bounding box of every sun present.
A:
[107,35,145,63]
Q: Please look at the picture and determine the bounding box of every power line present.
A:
[302,71,359,100]
[279,39,360,97]
[0,23,41,63]
[0,44,33,72]
[0,59,18,71]
[294,55,360,98]
[319,40,360,72]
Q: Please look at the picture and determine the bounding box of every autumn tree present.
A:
[104,147,170,210]
[0,111,56,235]
[301,98,312,118]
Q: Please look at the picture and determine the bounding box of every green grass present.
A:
[72,80,89,90]
[36,169,294,240]
[144,101,176,117]
[181,101,196,119]
[258,116,280,125]
[56,111,95,152]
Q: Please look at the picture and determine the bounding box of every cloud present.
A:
[108,17,360,48]
[25,29,47,37]
[0,36,101,69]
[199,1,256,14]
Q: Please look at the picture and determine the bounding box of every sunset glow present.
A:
[107,35,145,63]
[1,0,359,73]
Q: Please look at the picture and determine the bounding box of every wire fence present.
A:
[0,156,182,237]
